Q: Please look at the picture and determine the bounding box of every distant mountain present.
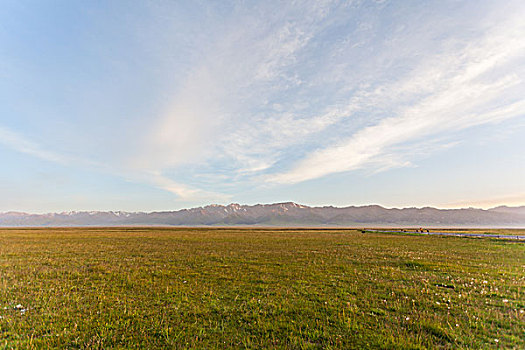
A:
[1,202,525,227]
[488,206,525,216]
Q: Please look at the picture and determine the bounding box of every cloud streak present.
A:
[0,126,68,164]
[268,7,525,184]
[2,0,524,209]
[126,0,525,196]
[0,125,216,201]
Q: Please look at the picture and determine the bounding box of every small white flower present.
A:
[503,299,508,303]
[436,301,440,305]
[494,339,499,343]
[483,280,488,284]
[405,316,410,321]
[455,323,459,327]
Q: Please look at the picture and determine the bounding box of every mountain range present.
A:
[1,202,525,227]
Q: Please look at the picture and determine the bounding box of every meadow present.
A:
[0,228,523,349]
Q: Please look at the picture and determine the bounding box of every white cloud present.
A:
[0,125,225,200]
[0,126,68,164]
[4,1,525,207]
[142,172,232,202]
[445,193,525,209]
[268,9,525,184]
[134,0,342,175]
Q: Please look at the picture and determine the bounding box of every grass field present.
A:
[0,228,523,349]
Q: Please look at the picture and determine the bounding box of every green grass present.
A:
[0,228,523,349]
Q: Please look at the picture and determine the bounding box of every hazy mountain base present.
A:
[1,202,525,227]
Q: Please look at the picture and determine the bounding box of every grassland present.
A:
[0,228,523,349]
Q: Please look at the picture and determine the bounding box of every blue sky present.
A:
[1,0,524,213]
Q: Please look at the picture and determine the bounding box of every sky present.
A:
[1,0,524,213]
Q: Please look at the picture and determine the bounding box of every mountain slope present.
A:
[1,202,524,227]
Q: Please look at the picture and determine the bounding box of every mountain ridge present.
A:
[1,202,525,227]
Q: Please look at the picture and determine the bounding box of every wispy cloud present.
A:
[135,0,342,174]
[139,171,232,202]
[0,125,222,201]
[0,126,68,164]
[129,0,525,195]
[268,8,525,184]
[445,193,525,209]
[2,0,524,209]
